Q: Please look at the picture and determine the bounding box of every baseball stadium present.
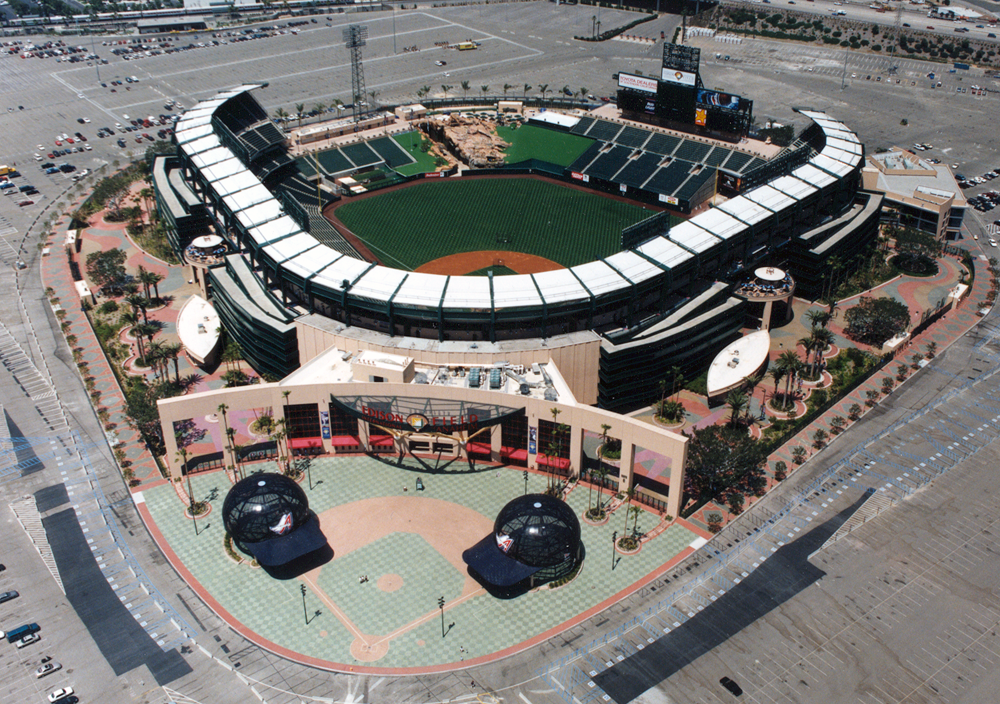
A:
[145,47,883,671]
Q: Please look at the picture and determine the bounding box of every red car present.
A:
[54,140,61,146]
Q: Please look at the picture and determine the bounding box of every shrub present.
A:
[848,402,863,420]
[830,416,847,434]
[727,493,745,515]
[812,428,829,449]
[896,363,909,381]
[791,446,807,464]
[881,376,895,394]
[706,512,723,533]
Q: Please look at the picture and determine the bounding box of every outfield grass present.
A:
[392,131,443,176]
[335,178,655,270]
[497,124,595,167]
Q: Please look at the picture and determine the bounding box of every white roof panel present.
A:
[716,196,773,225]
[176,123,214,145]
[826,136,862,155]
[283,246,343,281]
[261,233,319,263]
[745,185,795,212]
[314,254,374,288]
[443,276,493,309]
[636,236,694,269]
[191,146,233,170]
[821,146,859,167]
[669,221,720,254]
[603,250,663,284]
[213,171,259,197]
[235,200,283,229]
[532,269,589,304]
[182,135,222,156]
[769,175,818,201]
[693,208,746,241]
[390,273,449,308]
[175,114,212,134]
[201,158,243,183]
[571,261,628,296]
[222,184,271,212]
[792,163,837,189]
[350,266,409,300]
[493,275,543,309]
[247,216,301,247]
[812,153,854,177]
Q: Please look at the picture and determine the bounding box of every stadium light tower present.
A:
[343,25,369,123]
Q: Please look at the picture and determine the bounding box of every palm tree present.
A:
[621,487,635,537]
[806,309,832,329]
[538,83,549,101]
[133,322,157,365]
[461,80,470,100]
[313,102,326,117]
[295,103,305,131]
[778,350,802,410]
[119,309,137,335]
[139,187,155,224]
[657,378,669,417]
[164,342,182,384]
[726,389,748,425]
[420,85,431,100]
[629,504,642,536]
[175,437,194,519]
[810,327,834,377]
[440,84,453,100]
[217,403,233,469]
[523,83,532,98]
[480,84,490,98]
[367,90,379,109]
[146,338,166,379]
[578,87,589,102]
[593,466,609,509]
[274,107,288,124]
[767,365,784,405]
[798,334,818,372]
[149,271,164,301]
[137,266,158,300]
[503,83,513,99]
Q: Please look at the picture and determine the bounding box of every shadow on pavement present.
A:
[593,492,869,703]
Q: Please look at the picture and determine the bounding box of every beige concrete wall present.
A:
[158,380,687,517]
[294,321,601,406]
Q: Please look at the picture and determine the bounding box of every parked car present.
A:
[0,590,18,603]
[15,632,40,648]
[48,687,74,703]
[35,661,62,678]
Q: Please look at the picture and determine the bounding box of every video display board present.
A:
[696,89,742,111]
[662,43,700,74]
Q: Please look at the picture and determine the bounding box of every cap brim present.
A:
[245,513,328,566]
[462,533,541,587]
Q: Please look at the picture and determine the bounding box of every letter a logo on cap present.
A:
[496,532,514,553]
[271,512,294,535]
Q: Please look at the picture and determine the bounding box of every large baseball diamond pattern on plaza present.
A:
[139,456,699,670]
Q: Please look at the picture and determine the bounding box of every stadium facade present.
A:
[153,84,880,413]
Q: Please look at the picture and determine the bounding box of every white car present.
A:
[82,117,90,123]
[35,661,62,678]
[989,238,997,247]
[48,687,74,703]
[15,632,40,648]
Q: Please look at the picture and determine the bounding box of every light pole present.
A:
[611,530,617,571]
[438,596,446,637]
[392,1,397,55]
[523,469,528,495]
[301,584,308,625]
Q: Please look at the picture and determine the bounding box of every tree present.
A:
[164,342,182,384]
[776,350,802,409]
[313,102,326,117]
[768,365,784,400]
[925,341,938,359]
[806,309,832,329]
[125,293,149,324]
[137,265,158,300]
[460,80,470,100]
[503,83,513,99]
[843,296,911,347]
[684,424,767,506]
[578,86,589,102]
[523,83,532,97]
[538,83,549,100]
[725,389,748,426]
[295,102,305,131]
[274,107,288,124]
[440,84,453,99]
[85,248,128,294]
[480,84,490,98]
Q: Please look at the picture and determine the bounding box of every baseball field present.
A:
[332,177,657,270]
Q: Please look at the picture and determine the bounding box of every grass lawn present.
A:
[334,178,655,269]
[392,131,443,176]
[497,124,595,167]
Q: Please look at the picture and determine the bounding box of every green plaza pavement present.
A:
[141,456,698,668]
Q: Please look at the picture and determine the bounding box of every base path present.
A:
[415,250,562,275]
